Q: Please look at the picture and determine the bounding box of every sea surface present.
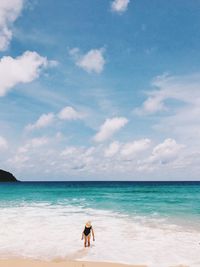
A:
[0,181,200,267]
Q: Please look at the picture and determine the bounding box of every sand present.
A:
[0,259,147,267]
[0,259,190,267]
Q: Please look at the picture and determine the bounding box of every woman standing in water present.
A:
[81,221,95,247]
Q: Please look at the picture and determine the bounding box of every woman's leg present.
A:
[87,235,91,247]
[84,235,87,247]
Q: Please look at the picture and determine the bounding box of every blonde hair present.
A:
[86,221,92,227]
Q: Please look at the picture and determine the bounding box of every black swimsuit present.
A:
[84,226,92,236]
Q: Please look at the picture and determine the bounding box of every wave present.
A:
[0,203,199,267]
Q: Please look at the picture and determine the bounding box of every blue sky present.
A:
[0,0,200,181]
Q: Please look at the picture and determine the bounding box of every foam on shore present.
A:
[0,202,199,267]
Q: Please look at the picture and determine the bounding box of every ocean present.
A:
[0,181,199,267]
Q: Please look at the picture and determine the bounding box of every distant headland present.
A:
[0,169,19,182]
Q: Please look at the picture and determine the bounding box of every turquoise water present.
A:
[0,181,200,221]
[0,181,200,266]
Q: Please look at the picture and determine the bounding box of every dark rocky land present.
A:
[0,169,18,182]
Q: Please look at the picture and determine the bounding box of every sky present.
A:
[0,0,200,181]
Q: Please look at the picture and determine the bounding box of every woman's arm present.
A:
[92,227,95,241]
[81,230,84,240]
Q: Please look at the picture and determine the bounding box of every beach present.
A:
[0,259,189,267]
[0,182,199,267]
[0,259,146,267]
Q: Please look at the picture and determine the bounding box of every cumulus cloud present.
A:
[136,94,166,115]
[0,0,24,51]
[137,138,185,172]
[29,137,49,148]
[149,138,184,165]
[0,51,49,97]
[8,137,49,171]
[60,146,95,171]
[94,117,128,142]
[0,136,8,150]
[58,106,84,120]
[4,134,190,180]
[25,113,55,131]
[18,137,49,154]
[111,0,130,13]
[69,48,106,74]
[8,154,29,167]
[104,139,151,158]
[25,106,85,132]
[104,141,120,157]
[120,138,151,157]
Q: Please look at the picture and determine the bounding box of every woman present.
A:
[81,221,95,247]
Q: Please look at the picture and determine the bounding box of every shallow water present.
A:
[0,181,200,267]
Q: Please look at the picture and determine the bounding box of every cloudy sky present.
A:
[0,0,200,181]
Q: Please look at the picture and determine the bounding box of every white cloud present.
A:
[48,60,59,67]
[0,136,8,150]
[8,154,29,167]
[105,139,151,158]
[135,73,200,115]
[60,146,95,171]
[137,138,185,173]
[135,139,185,173]
[132,72,200,174]
[136,73,200,145]
[60,146,81,157]
[94,117,128,142]
[104,141,120,157]
[18,137,49,154]
[121,138,151,157]
[0,51,49,97]
[69,47,80,57]
[28,137,49,148]
[137,94,166,115]
[3,134,192,180]
[8,137,51,171]
[58,106,84,120]
[70,48,106,74]
[25,106,84,132]
[61,146,95,159]
[149,138,184,164]
[0,0,24,51]
[111,0,130,13]
[25,113,54,131]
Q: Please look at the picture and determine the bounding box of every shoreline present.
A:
[0,259,147,267]
[0,182,197,267]
[0,259,190,267]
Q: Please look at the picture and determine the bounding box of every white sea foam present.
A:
[0,203,200,267]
